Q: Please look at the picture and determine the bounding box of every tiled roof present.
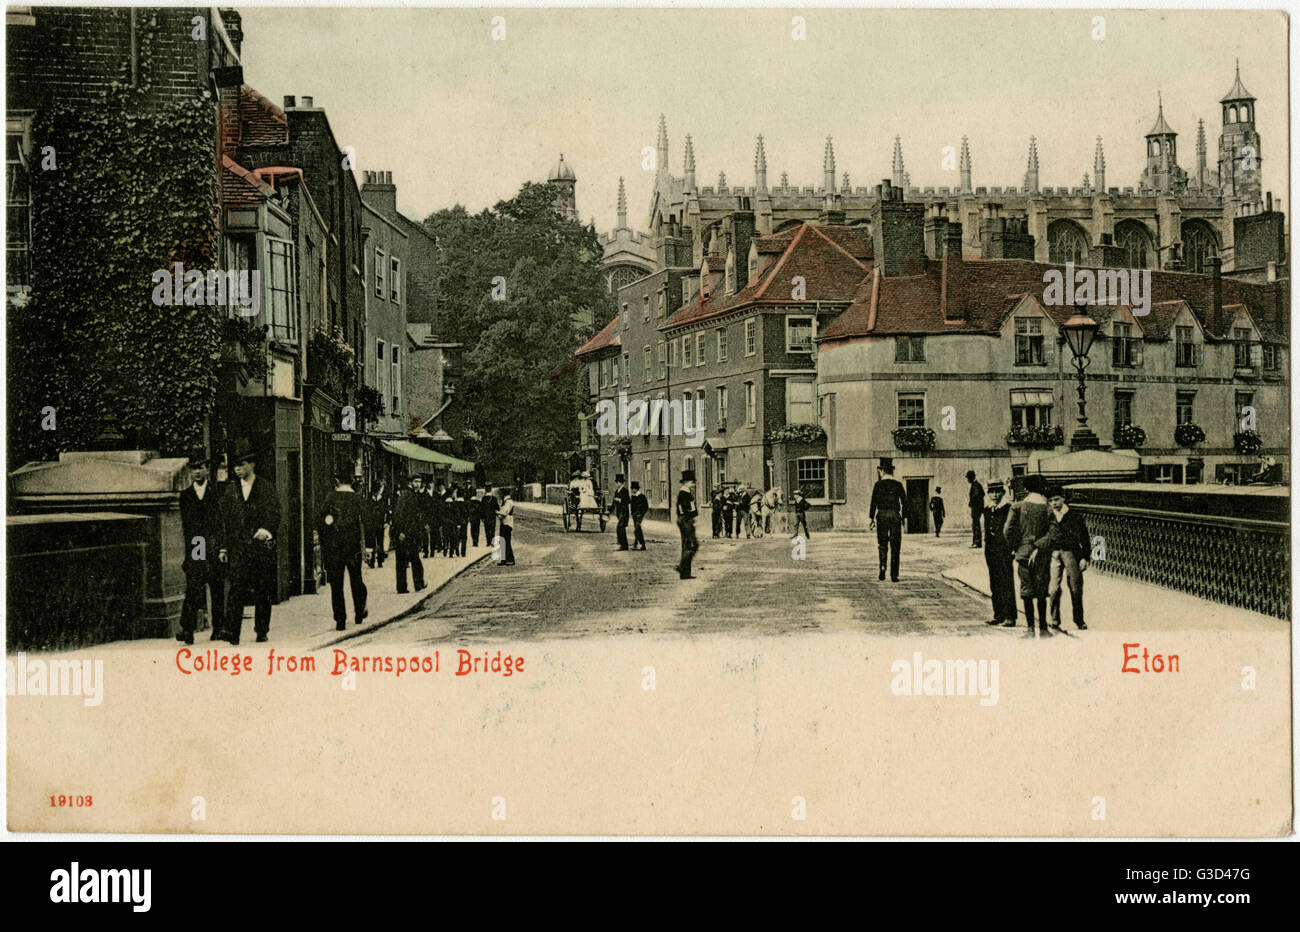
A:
[221,155,275,208]
[575,314,621,358]
[665,223,873,329]
[240,85,289,145]
[821,257,1288,343]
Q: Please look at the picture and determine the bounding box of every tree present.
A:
[423,183,611,482]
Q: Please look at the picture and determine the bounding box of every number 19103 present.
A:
[50,794,93,807]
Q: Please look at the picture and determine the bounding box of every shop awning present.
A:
[381,439,476,473]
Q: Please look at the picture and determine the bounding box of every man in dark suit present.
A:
[967,470,985,548]
[393,475,427,593]
[929,487,946,538]
[219,437,281,644]
[709,489,723,538]
[363,482,388,568]
[469,488,484,548]
[630,481,649,550]
[178,447,225,645]
[480,489,498,545]
[869,458,906,582]
[612,473,631,551]
[319,462,369,631]
[674,470,699,580]
[452,485,469,557]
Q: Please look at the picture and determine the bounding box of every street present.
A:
[353,507,993,644]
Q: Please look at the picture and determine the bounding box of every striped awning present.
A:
[381,440,475,473]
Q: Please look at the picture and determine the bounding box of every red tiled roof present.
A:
[221,155,274,208]
[821,257,1288,343]
[240,85,289,145]
[666,224,874,329]
[575,314,621,358]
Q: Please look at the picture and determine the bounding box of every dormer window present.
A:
[1111,322,1143,367]
[724,249,736,295]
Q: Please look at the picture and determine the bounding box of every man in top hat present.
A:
[393,474,427,593]
[612,473,631,551]
[709,488,724,538]
[318,460,369,631]
[966,470,985,548]
[469,488,485,548]
[629,480,649,550]
[869,458,906,582]
[480,487,499,544]
[364,481,388,568]
[674,469,699,579]
[218,437,282,644]
[178,447,225,645]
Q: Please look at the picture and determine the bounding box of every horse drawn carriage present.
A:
[562,474,607,532]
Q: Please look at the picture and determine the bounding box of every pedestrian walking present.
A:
[364,482,388,568]
[730,488,744,538]
[612,473,631,551]
[1004,473,1054,635]
[218,437,281,645]
[710,489,723,538]
[792,489,811,540]
[630,481,649,550]
[674,470,699,579]
[497,491,516,565]
[749,487,763,538]
[929,487,946,537]
[452,485,469,557]
[393,475,427,593]
[318,462,368,631]
[721,489,735,538]
[177,447,225,645]
[868,459,905,582]
[762,487,778,535]
[1037,485,1090,631]
[982,480,1017,626]
[421,480,437,558]
[440,485,458,557]
[966,470,985,548]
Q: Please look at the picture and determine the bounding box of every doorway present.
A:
[904,478,930,534]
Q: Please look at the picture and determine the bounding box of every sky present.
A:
[238,7,1290,232]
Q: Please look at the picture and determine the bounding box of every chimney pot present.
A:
[301,96,314,108]
[283,95,296,109]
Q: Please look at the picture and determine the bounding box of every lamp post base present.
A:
[1069,428,1101,451]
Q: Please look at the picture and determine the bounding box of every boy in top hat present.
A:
[393,474,427,592]
[612,473,631,551]
[219,437,282,644]
[792,489,810,539]
[319,459,369,631]
[869,458,906,582]
[673,469,699,579]
[966,470,985,548]
[178,447,225,645]
[629,481,649,550]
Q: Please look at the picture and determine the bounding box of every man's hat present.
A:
[335,458,355,482]
[878,457,894,471]
[187,446,210,467]
[232,436,257,464]
[966,470,977,480]
[681,469,695,482]
[1045,484,1066,499]
[1024,474,1047,494]
[631,481,640,490]
[572,470,582,478]
[615,473,626,483]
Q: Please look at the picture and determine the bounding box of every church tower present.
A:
[548,153,578,221]
[1139,94,1187,194]
[1217,62,1262,207]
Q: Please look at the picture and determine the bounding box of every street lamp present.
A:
[1061,310,1101,450]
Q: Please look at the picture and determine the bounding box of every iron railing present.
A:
[1072,503,1289,619]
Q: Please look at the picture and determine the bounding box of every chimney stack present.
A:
[923,203,948,260]
[941,223,965,323]
[361,169,397,214]
[1207,256,1223,327]
[870,180,924,276]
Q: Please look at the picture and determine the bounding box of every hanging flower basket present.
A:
[892,426,936,452]
[1113,424,1147,449]
[1005,425,1064,449]
[1233,430,1263,456]
[1174,423,1206,448]
[767,424,827,445]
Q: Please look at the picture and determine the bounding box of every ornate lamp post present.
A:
[1061,311,1101,451]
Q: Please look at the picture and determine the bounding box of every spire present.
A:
[656,114,669,174]
[1221,59,1255,103]
[1024,136,1039,194]
[683,133,696,193]
[1196,118,1208,183]
[754,134,768,192]
[891,135,906,188]
[841,171,851,192]
[1082,171,1091,192]
[822,135,836,193]
[717,170,727,191]
[780,171,789,190]
[959,135,972,193]
[1093,136,1106,193]
[616,176,627,229]
[1147,93,1176,136]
